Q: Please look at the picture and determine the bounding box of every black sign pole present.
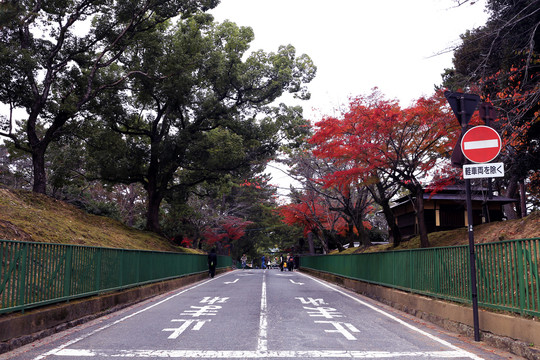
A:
[461,96,481,342]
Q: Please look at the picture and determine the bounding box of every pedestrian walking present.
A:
[262,255,266,269]
[208,248,217,278]
[288,253,294,271]
[241,253,247,269]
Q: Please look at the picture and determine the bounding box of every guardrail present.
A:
[301,238,540,317]
[0,240,231,314]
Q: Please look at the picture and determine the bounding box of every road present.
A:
[2,269,522,359]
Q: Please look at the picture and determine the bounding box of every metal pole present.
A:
[462,95,481,341]
[465,178,480,341]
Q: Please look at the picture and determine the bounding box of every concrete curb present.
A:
[301,268,540,360]
[0,268,231,354]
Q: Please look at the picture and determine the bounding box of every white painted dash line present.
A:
[257,270,268,352]
[54,349,473,358]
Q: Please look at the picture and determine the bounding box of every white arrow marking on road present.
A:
[289,279,304,285]
[224,279,239,284]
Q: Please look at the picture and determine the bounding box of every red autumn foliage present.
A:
[202,216,254,247]
[307,89,460,247]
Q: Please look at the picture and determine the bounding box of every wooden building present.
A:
[391,185,516,238]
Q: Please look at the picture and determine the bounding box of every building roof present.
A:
[391,186,516,209]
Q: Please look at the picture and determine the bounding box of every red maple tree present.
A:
[309,89,458,247]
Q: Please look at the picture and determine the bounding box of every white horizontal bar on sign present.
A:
[463,139,499,150]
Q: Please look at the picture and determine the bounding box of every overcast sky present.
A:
[209,0,490,196]
[210,0,489,115]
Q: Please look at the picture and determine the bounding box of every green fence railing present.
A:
[0,240,232,314]
[301,238,540,317]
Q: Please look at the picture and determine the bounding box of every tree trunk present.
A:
[307,231,315,254]
[356,221,371,247]
[146,183,164,233]
[414,186,430,248]
[370,182,402,247]
[519,181,527,218]
[31,149,47,194]
[504,178,519,220]
[315,229,329,254]
[380,199,402,247]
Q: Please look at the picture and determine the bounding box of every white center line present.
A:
[257,270,268,352]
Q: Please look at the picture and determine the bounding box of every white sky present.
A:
[209,0,490,197]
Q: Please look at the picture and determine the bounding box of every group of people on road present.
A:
[278,253,296,272]
[209,251,299,276]
[238,253,298,271]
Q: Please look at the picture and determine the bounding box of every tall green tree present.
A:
[0,0,218,194]
[86,17,315,232]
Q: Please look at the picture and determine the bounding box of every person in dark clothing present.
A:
[208,248,217,278]
[287,253,294,271]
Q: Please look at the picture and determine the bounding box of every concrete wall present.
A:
[301,268,540,360]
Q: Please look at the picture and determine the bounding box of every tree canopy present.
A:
[0,0,219,194]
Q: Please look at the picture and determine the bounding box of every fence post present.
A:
[95,248,102,292]
[516,241,526,312]
[17,243,28,309]
[63,246,73,298]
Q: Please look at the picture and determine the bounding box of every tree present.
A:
[309,89,457,247]
[0,0,219,194]
[279,192,341,254]
[285,147,374,249]
[443,0,540,218]
[85,18,315,232]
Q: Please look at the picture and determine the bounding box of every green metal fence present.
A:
[301,238,540,317]
[0,240,231,314]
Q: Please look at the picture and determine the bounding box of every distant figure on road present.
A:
[262,255,266,269]
[287,253,294,271]
[208,248,217,278]
[241,253,247,269]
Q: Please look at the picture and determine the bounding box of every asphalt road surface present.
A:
[2,269,523,360]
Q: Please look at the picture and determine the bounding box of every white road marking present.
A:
[32,271,485,360]
[54,349,474,358]
[315,321,360,340]
[290,279,305,285]
[295,297,327,306]
[257,270,268,352]
[163,319,211,339]
[224,279,239,284]
[463,139,499,150]
[31,276,221,360]
[304,306,343,319]
[299,273,483,360]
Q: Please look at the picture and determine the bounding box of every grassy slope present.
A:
[337,210,540,254]
[0,187,200,253]
[0,187,538,254]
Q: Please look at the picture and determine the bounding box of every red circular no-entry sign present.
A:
[461,125,502,163]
